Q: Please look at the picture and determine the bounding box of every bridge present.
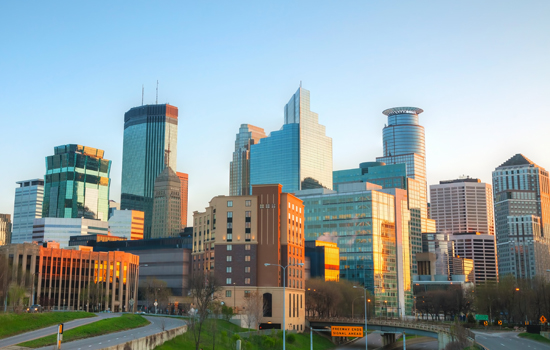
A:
[308,318,475,350]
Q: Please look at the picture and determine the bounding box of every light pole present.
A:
[233,282,236,313]
[384,300,388,321]
[352,295,364,319]
[353,285,369,350]
[265,262,304,350]
[30,272,37,306]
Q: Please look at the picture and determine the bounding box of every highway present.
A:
[335,333,438,350]
[474,330,550,350]
[0,313,118,349]
[33,315,185,350]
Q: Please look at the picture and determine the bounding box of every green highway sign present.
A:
[475,314,489,321]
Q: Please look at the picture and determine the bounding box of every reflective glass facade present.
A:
[250,87,333,193]
[229,124,266,196]
[11,179,44,244]
[297,185,405,316]
[492,154,550,281]
[42,145,111,221]
[32,217,109,248]
[121,104,178,238]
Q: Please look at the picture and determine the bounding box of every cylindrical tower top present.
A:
[382,107,423,116]
[381,106,425,157]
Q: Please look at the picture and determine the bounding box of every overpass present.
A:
[308,317,475,350]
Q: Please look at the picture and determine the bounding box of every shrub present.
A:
[286,333,296,343]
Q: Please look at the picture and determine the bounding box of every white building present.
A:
[430,177,494,235]
[451,232,498,283]
[32,217,109,248]
[11,179,44,244]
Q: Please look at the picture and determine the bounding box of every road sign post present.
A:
[57,323,64,349]
[331,326,364,337]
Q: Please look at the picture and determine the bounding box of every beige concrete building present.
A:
[152,167,181,238]
[0,214,11,246]
[193,184,306,332]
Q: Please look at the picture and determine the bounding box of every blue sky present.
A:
[1,1,549,219]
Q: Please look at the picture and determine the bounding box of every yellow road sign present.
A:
[331,326,364,337]
[483,321,488,326]
[498,320,502,325]
[541,315,547,323]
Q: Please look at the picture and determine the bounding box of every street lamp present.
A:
[233,282,236,313]
[265,262,304,350]
[384,300,388,320]
[30,272,38,306]
[353,285,369,350]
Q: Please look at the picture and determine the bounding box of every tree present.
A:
[8,282,25,313]
[139,276,172,313]
[187,270,222,350]
[221,304,234,321]
[209,300,222,350]
[243,291,264,335]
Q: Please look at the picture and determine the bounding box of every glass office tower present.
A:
[492,154,550,281]
[250,87,333,193]
[229,124,266,196]
[121,104,178,239]
[42,144,111,221]
[11,179,44,244]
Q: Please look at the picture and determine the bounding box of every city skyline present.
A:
[1,1,550,222]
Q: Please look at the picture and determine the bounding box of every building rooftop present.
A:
[382,107,423,116]
[498,153,535,168]
[439,177,481,184]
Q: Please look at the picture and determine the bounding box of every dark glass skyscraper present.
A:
[121,104,178,239]
[42,144,111,221]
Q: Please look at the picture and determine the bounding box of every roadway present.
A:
[474,330,550,350]
[335,333,438,350]
[33,315,185,350]
[0,313,119,349]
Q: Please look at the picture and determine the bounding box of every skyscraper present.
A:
[11,179,44,244]
[430,178,495,235]
[250,87,333,193]
[229,124,266,196]
[176,172,189,227]
[42,144,111,221]
[492,154,550,280]
[151,167,181,239]
[121,104,178,239]
[0,214,11,246]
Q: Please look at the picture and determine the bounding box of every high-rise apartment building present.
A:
[11,179,44,244]
[193,184,306,331]
[109,209,145,240]
[176,172,189,227]
[121,104,178,239]
[492,154,550,280]
[42,145,111,221]
[151,167,182,239]
[297,183,412,316]
[250,87,333,193]
[451,232,498,283]
[0,214,11,246]
[229,124,266,196]
[430,178,495,235]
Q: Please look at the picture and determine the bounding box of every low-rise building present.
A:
[32,217,109,248]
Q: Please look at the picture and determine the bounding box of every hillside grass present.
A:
[0,311,94,339]
[518,332,550,344]
[19,313,149,348]
[156,319,335,350]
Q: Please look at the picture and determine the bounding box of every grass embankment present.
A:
[19,313,150,348]
[156,319,335,350]
[518,332,550,344]
[0,312,94,339]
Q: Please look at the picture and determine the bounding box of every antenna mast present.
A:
[156,80,159,104]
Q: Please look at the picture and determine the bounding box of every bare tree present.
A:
[139,276,172,313]
[242,291,264,335]
[187,270,222,350]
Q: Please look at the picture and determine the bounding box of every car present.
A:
[26,304,42,313]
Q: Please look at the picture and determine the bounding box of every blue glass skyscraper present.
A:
[121,104,178,239]
[250,87,333,193]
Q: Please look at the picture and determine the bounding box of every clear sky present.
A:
[1,1,549,220]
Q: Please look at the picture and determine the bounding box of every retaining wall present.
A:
[100,325,187,350]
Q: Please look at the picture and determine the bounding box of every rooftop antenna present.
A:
[142,85,144,106]
[156,80,159,104]
[300,80,302,88]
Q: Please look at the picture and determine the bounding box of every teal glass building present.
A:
[250,87,332,193]
[42,144,111,221]
[121,104,178,239]
[333,162,407,191]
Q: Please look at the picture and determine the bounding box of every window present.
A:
[245,278,250,285]
[245,211,251,217]
[260,204,264,209]
[227,255,232,262]
[245,255,251,262]
[227,222,233,228]
[245,266,250,273]
[244,290,251,298]
[227,211,233,218]
[227,201,233,207]
[272,204,276,208]
[227,245,232,251]
[226,278,232,285]
[245,233,251,241]
[245,244,251,251]
[245,200,251,207]
[226,290,232,297]
[226,267,232,273]
[263,293,272,317]
[227,233,232,241]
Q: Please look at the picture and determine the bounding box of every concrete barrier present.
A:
[100,325,187,350]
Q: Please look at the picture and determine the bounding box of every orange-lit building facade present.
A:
[305,240,340,281]
[176,172,189,228]
[109,209,145,240]
[193,184,306,332]
[0,243,139,312]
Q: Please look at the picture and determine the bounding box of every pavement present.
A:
[33,315,185,350]
[0,313,119,349]
[473,330,550,350]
